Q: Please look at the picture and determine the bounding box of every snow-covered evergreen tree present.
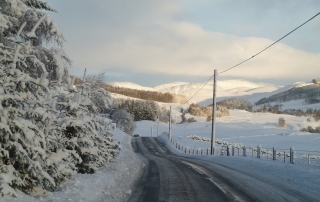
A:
[0,0,118,197]
[82,70,113,113]
[55,77,119,174]
[110,109,136,135]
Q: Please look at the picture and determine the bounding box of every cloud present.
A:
[50,0,320,82]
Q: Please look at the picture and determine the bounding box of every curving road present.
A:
[128,137,253,202]
[128,137,319,202]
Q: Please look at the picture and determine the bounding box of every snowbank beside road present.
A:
[2,129,144,202]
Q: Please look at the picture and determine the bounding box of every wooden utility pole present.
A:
[211,69,217,155]
[157,115,159,136]
[169,106,172,140]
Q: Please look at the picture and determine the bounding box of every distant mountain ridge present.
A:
[108,80,320,110]
[108,79,279,104]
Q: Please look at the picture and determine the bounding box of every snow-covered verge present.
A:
[157,134,320,198]
[1,129,144,202]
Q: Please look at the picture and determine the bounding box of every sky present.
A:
[47,0,320,87]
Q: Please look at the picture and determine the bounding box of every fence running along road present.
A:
[128,137,320,202]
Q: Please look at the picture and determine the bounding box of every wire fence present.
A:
[169,137,320,166]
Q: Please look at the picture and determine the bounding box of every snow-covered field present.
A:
[2,130,144,202]
[135,109,320,165]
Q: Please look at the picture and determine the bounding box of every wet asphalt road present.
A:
[128,137,255,202]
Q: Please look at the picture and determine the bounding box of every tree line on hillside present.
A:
[114,99,171,123]
[255,84,320,106]
[102,84,188,104]
[254,104,320,119]
[188,103,230,118]
[217,98,252,111]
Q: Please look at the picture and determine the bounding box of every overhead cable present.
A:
[180,11,320,105]
[219,11,320,75]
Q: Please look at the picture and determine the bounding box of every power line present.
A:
[219,11,320,75]
[179,11,320,105]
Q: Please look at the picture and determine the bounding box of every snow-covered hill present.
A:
[108,82,155,91]
[109,79,279,104]
[108,80,320,110]
[252,81,320,110]
[154,82,189,91]
[155,80,278,105]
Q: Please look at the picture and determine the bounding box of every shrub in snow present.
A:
[301,126,320,133]
[278,117,286,127]
[186,135,211,142]
[188,103,230,118]
[180,112,187,123]
[312,78,320,84]
[206,116,212,122]
[314,111,320,122]
[187,117,197,123]
[0,0,118,197]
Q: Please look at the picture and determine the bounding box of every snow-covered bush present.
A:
[312,78,320,84]
[278,117,286,127]
[187,117,197,123]
[110,108,136,135]
[301,126,320,133]
[0,0,118,197]
[314,111,320,122]
[71,71,113,114]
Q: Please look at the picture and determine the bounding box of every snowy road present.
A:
[128,137,254,202]
[128,137,319,202]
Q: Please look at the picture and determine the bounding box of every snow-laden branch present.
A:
[26,15,46,38]
[16,22,27,39]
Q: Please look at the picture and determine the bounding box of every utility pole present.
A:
[157,115,159,136]
[211,69,217,155]
[169,106,172,140]
[151,127,153,137]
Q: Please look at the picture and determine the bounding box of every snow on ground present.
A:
[2,129,144,202]
[135,109,320,165]
[156,134,320,198]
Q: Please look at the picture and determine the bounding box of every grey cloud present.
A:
[48,0,320,85]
